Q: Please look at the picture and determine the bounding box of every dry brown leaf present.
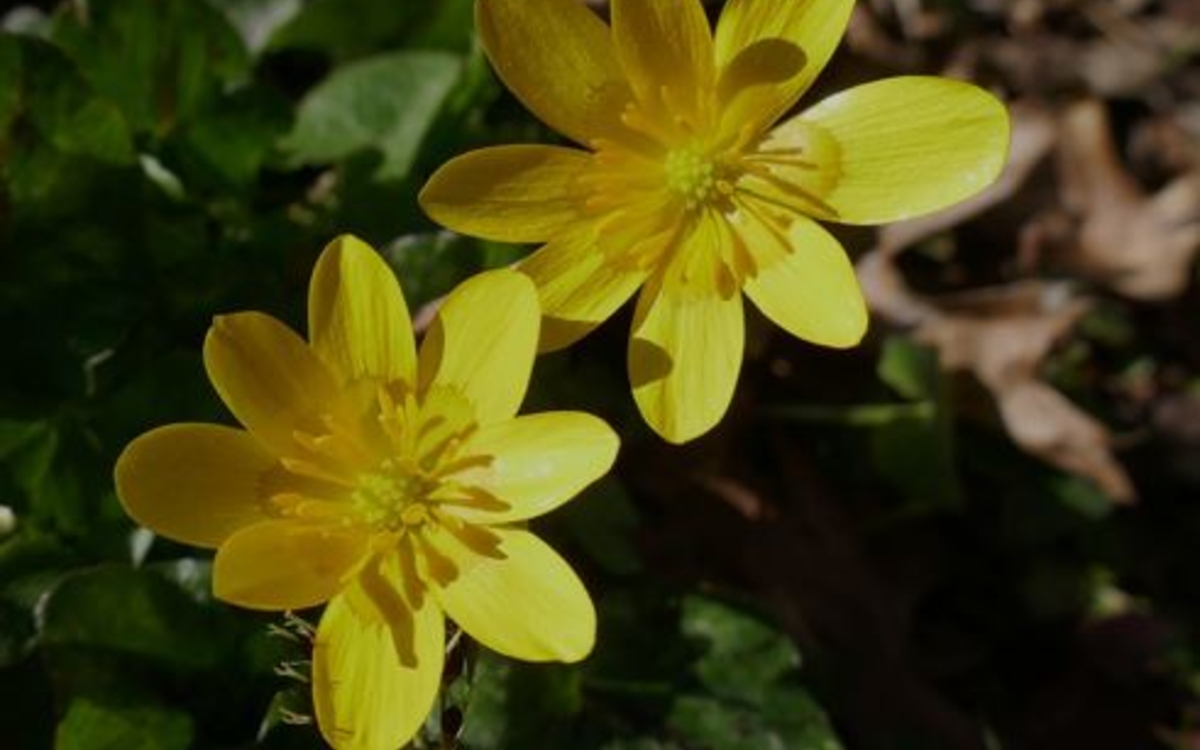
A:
[998,381,1135,502]
[1057,99,1200,300]
[912,284,1136,503]
[859,256,1136,501]
[1130,107,1200,175]
[1077,6,1193,97]
[912,283,1084,391]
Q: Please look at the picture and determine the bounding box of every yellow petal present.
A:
[448,412,618,524]
[312,590,444,750]
[114,424,272,548]
[476,0,633,145]
[309,235,417,388]
[417,270,539,425]
[519,231,649,352]
[714,38,807,149]
[419,145,590,244]
[212,520,367,611]
[738,115,841,220]
[713,0,854,134]
[203,312,340,458]
[610,0,715,125]
[741,217,867,347]
[431,526,595,662]
[794,76,1011,224]
[629,218,744,444]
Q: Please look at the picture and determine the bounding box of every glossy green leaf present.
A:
[207,0,304,56]
[681,595,800,704]
[279,50,461,181]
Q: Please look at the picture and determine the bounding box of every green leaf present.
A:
[1047,474,1115,520]
[39,566,226,673]
[878,335,939,401]
[279,50,461,181]
[408,0,476,52]
[759,687,846,750]
[0,419,57,506]
[51,0,248,136]
[207,0,304,56]
[872,336,962,511]
[55,697,193,750]
[267,0,418,61]
[459,651,584,749]
[380,231,481,307]
[680,596,801,705]
[668,689,844,750]
[171,84,292,191]
[0,36,135,165]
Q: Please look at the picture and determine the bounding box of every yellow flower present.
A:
[420,0,1010,443]
[115,236,617,750]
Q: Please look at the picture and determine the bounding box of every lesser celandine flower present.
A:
[115,236,617,750]
[420,0,1010,443]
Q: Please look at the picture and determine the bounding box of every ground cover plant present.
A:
[1,0,1199,749]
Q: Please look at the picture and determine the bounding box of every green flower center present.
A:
[664,147,718,209]
[351,459,438,532]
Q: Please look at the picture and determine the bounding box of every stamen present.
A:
[268,492,347,521]
[357,555,418,667]
[395,537,426,609]
[433,485,512,514]
[739,161,838,218]
[436,511,506,559]
[433,452,493,478]
[736,198,796,258]
[280,457,357,488]
[415,534,459,586]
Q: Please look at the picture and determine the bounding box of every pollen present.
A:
[351,462,436,532]
[664,147,718,210]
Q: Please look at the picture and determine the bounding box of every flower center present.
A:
[351,459,438,532]
[664,147,719,210]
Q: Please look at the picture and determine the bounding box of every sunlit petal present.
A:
[793,76,1011,224]
[418,270,540,425]
[213,521,367,611]
[741,217,867,347]
[629,217,744,444]
[203,312,341,458]
[419,146,591,244]
[312,589,444,750]
[432,526,595,662]
[713,0,854,134]
[476,0,633,145]
[309,235,417,388]
[114,423,272,548]
[448,412,618,524]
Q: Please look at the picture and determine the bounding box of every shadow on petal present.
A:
[628,336,674,388]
